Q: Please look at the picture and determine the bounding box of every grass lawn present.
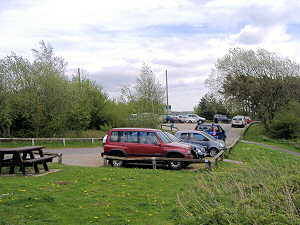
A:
[0,125,299,224]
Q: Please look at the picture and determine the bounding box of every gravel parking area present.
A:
[48,123,245,167]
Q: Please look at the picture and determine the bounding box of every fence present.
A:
[0,138,103,147]
[103,150,225,171]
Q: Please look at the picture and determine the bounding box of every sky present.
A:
[1,0,300,111]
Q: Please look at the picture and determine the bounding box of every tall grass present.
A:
[178,151,300,224]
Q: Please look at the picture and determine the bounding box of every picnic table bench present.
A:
[0,146,58,175]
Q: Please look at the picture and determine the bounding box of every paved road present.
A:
[47,123,245,167]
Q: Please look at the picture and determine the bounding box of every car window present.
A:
[191,133,206,141]
[156,131,171,144]
[164,132,180,142]
[110,131,139,143]
[140,132,159,145]
[110,131,119,142]
[215,126,224,132]
[180,133,189,140]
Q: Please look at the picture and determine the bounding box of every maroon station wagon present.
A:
[101,128,198,170]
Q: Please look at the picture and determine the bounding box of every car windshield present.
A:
[164,132,181,142]
[156,131,171,143]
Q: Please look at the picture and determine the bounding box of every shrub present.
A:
[269,102,300,139]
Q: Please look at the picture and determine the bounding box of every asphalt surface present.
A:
[48,123,245,167]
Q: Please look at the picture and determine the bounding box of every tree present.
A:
[121,63,165,128]
[206,48,300,128]
[194,93,228,120]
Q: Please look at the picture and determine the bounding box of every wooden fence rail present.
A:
[103,152,226,171]
[0,138,103,147]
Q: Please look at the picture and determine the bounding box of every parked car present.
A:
[173,116,185,123]
[231,116,247,128]
[186,114,206,123]
[213,114,231,124]
[176,115,189,123]
[165,115,176,123]
[101,128,200,170]
[175,130,227,157]
[245,116,252,124]
[194,123,226,141]
[163,132,206,159]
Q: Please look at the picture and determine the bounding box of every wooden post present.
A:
[103,155,107,166]
[58,153,62,164]
[205,160,211,171]
[91,138,94,145]
[31,138,34,146]
[152,157,156,170]
[62,138,65,147]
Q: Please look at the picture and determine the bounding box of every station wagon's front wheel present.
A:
[168,154,183,170]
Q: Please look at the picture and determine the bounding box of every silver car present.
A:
[231,116,247,128]
[175,130,227,157]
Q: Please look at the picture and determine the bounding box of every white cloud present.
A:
[0,0,300,111]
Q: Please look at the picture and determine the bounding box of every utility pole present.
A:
[166,70,169,115]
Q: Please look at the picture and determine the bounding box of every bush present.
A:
[269,102,300,139]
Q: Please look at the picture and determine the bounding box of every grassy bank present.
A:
[0,125,299,224]
[243,123,300,153]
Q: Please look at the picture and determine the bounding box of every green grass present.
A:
[0,139,104,149]
[243,123,300,153]
[0,126,299,224]
[0,165,196,224]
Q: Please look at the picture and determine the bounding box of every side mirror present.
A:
[157,142,162,147]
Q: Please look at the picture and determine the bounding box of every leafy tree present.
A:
[121,63,165,128]
[206,48,300,128]
[194,93,229,120]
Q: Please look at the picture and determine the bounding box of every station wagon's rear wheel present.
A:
[168,154,183,170]
[110,153,125,167]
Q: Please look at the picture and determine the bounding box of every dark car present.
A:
[194,123,226,141]
[163,132,206,159]
[213,114,231,124]
[175,130,227,157]
[101,128,199,170]
[165,115,176,123]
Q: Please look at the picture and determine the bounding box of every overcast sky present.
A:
[1,0,300,111]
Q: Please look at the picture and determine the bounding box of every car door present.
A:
[215,125,226,140]
[188,133,209,148]
[138,131,162,157]
[118,131,140,157]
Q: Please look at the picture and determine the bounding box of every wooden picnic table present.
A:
[0,146,57,175]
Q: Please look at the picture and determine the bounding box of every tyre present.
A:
[209,148,219,157]
[110,153,125,167]
[168,154,183,170]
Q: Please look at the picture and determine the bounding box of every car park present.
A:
[175,130,227,157]
[101,128,200,170]
[186,114,206,123]
[213,114,231,124]
[194,123,226,141]
[163,132,206,159]
[231,116,247,128]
